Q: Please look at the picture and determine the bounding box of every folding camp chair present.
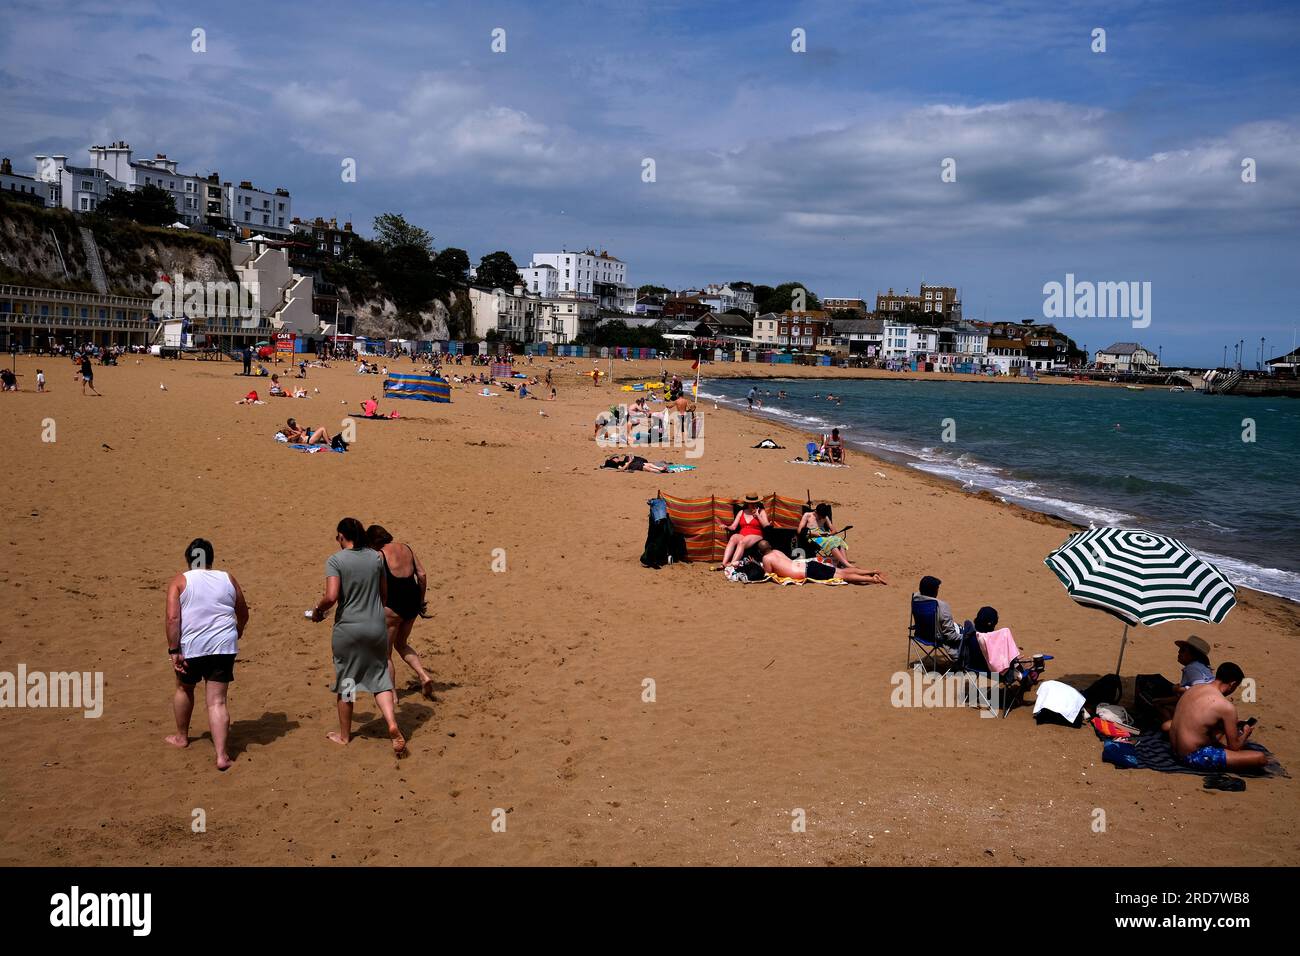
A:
[907,596,958,674]
[955,626,1050,719]
[805,441,830,463]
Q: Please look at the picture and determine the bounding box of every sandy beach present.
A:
[0,354,1296,867]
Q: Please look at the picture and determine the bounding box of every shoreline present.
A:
[692,388,1300,613]
[689,377,1300,609]
[603,357,1125,387]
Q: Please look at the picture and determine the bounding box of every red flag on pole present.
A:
[691,357,700,370]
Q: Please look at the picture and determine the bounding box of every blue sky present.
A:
[3,0,1299,365]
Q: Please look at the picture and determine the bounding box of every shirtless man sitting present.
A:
[1163,662,1267,772]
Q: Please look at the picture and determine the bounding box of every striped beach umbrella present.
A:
[1044,527,1237,672]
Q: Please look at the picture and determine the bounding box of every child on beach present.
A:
[36,369,45,392]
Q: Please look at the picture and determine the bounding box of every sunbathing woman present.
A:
[718,493,770,567]
[757,542,888,585]
[797,503,851,567]
[282,418,329,445]
[268,374,288,397]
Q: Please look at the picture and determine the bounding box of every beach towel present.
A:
[1033,679,1086,724]
[1103,733,1287,778]
[977,627,1020,674]
[788,458,846,467]
[769,573,847,587]
[289,444,345,454]
[665,464,696,473]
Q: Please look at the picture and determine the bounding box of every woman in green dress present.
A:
[309,517,407,757]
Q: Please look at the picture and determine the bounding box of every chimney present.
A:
[0,158,12,175]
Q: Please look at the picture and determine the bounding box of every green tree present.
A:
[96,184,178,227]
[372,213,433,254]
[433,247,471,285]
[756,282,821,314]
[638,284,671,297]
[476,250,521,290]
[380,243,439,313]
[752,285,775,310]
[576,319,666,350]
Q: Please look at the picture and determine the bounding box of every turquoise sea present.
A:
[700,377,1300,602]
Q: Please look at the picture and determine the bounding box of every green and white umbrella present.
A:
[1044,527,1237,672]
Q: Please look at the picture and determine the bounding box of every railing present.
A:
[0,284,155,308]
[0,313,153,330]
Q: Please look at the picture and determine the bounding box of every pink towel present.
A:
[978,627,1020,673]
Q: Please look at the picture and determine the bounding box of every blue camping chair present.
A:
[956,624,1053,719]
[805,441,830,463]
[907,596,958,674]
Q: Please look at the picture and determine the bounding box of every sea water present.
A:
[701,377,1300,602]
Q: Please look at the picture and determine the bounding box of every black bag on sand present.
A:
[1082,673,1123,711]
[640,498,685,569]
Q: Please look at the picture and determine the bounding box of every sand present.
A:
[0,353,1296,866]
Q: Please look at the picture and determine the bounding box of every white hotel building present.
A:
[529,249,635,313]
[33,141,291,234]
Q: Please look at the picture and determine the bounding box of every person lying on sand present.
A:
[756,541,888,585]
[603,454,669,473]
[236,390,263,405]
[1162,662,1267,772]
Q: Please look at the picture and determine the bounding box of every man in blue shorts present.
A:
[1166,662,1268,772]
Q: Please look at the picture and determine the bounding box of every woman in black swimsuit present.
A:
[367,525,434,699]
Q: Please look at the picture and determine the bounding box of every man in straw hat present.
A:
[1149,635,1215,721]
